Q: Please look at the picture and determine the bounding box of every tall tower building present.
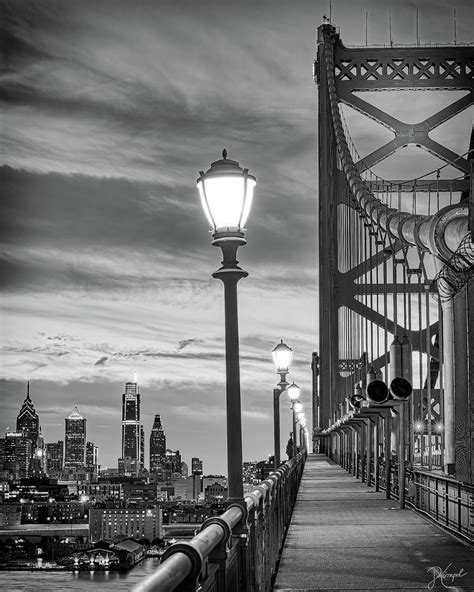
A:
[4,432,32,479]
[16,381,39,450]
[120,379,144,476]
[149,414,166,475]
[64,407,87,470]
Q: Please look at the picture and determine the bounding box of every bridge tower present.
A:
[315,23,473,480]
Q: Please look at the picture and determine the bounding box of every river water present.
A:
[1,558,162,591]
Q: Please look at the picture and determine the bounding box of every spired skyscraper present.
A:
[64,407,87,470]
[15,381,45,476]
[16,381,39,450]
[149,414,166,477]
[120,377,144,476]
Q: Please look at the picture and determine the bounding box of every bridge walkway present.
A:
[273,454,474,591]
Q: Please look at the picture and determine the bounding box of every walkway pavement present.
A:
[273,454,474,591]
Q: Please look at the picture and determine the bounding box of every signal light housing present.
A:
[390,377,413,400]
[366,379,390,404]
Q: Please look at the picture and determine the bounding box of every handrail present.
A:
[132,504,242,592]
[132,453,305,592]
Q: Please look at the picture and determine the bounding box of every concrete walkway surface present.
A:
[273,454,474,591]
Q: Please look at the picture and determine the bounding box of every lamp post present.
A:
[197,149,256,503]
[272,340,293,468]
[287,382,301,458]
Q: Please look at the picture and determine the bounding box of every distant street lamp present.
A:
[287,382,301,458]
[297,411,307,452]
[272,340,293,468]
[414,420,424,463]
[197,150,256,503]
[294,403,303,453]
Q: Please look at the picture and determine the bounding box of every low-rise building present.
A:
[89,507,162,542]
[0,504,22,527]
[78,482,123,503]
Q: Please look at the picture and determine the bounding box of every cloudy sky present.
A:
[1,0,472,475]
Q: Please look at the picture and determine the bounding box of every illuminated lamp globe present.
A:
[294,401,303,414]
[287,382,301,401]
[272,340,293,373]
[197,149,256,235]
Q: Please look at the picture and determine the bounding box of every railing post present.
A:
[384,410,391,499]
[158,543,204,592]
[245,494,258,592]
[228,501,249,592]
[200,516,232,591]
[374,417,380,492]
[367,419,372,487]
[267,475,279,578]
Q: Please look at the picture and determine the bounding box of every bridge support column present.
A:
[366,419,372,487]
[454,286,470,481]
[441,299,456,474]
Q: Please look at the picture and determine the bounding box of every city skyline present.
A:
[4,382,263,474]
[2,0,473,475]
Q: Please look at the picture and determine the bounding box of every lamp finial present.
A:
[222,148,227,159]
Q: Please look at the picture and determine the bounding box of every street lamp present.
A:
[414,420,424,463]
[197,150,256,503]
[297,412,307,453]
[287,382,301,458]
[272,340,293,468]
[295,405,304,453]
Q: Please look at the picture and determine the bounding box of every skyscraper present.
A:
[149,414,166,475]
[64,407,87,470]
[46,441,64,473]
[16,381,39,450]
[4,432,32,478]
[120,379,144,476]
[164,449,182,480]
[86,441,99,470]
[191,457,203,475]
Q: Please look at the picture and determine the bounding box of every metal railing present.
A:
[132,453,305,592]
[409,469,474,542]
[334,446,473,543]
[372,461,473,543]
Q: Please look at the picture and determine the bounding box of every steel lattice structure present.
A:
[315,23,473,482]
